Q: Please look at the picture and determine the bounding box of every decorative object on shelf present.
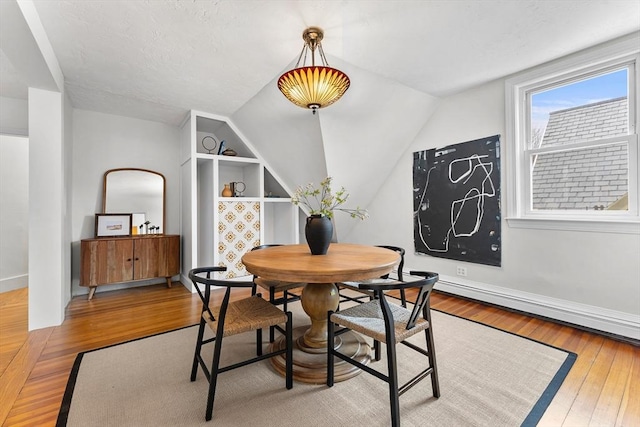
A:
[222,184,233,197]
[292,176,368,254]
[277,27,350,115]
[305,214,333,255]
[132,213,146,231]
[201,136,217,154]
[217,140,226,155]
[222,148,237,156]
[230,181,246,197]
[95,213,133,238]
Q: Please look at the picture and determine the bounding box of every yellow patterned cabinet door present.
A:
[218,201,261,278]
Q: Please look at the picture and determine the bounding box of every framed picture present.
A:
[95,213,132,238]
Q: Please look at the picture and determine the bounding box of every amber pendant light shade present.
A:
[278,27,350,114]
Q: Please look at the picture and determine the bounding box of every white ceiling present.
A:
[2,0,639,240]
[2,0,639,125]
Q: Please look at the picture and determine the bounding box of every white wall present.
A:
[348,79,640,338]
[28,87,65,330]
[0,134,29,292]
[0,96,28,136]
[71,109,181,296]
[63,91,73,308]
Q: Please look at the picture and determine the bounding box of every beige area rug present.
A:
[57,301,575,427]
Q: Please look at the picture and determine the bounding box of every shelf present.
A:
[196,115,255,158]
[196,153,259,163]
[218,156,260,165]
[218,162,260,197]
[264,198,292,202]
[219,197,261,202]
[264,168,289,198]
[263,202,297,244]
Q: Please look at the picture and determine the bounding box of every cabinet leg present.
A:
[166,277,172,288]
[87,287,96,301]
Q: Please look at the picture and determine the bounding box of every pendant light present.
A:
[277,27,350,114]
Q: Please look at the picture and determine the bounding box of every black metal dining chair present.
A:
[190,266,293,421]
[327,271,440,427]
[338,245,408,307]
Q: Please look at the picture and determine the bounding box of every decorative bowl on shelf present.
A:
[222,149,237,156]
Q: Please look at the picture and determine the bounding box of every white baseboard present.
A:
[433,274,640,340]
[0,274,28,293]
[180,273,195,292]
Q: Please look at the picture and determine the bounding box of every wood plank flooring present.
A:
[0,284,638,426]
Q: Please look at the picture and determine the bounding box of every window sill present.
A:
[506,217,640,234]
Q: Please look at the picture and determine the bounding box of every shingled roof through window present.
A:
[531,97,628,211]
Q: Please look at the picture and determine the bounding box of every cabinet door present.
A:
[160,235,181,277]
[218,201,260,278]
[133,236,180,280]
[80,239,134,286]
[133,238,160,280]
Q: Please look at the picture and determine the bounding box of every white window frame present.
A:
[505,33,640,234]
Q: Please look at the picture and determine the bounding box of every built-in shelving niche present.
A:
[182,111,300,283]
[196,116,254,158]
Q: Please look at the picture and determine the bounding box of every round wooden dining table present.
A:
[241,243,400,384]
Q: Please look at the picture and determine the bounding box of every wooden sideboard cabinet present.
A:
[80,234,180,300]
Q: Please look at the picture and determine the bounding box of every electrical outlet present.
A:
[456,266,467,277]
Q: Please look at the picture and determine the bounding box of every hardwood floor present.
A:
[0,284,638,426]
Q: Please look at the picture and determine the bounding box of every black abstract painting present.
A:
[413,135,501,267]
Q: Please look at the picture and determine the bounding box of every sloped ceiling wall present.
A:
[232,56,439,239]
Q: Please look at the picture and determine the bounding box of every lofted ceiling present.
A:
[2,0,639,238]
[0,0,638,124]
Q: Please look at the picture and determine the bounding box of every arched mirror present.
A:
[103,168,165,234]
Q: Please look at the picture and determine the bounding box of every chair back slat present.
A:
[406,283,432,329]
[376,245,405,280]
[405,271,438,329]
[189,266,254,322]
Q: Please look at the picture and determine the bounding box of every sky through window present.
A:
[531,69,628,132]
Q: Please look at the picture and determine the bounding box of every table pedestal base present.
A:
[269,325,371,384]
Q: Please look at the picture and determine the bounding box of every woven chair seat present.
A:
[330,300,429,343]
[204,296,288,337]
[254,277,305,292]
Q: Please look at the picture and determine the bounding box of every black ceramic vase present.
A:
[305,214,332,255]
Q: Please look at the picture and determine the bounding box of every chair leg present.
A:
[256,328,263,357]
[386,341,401,427]
[190,317,206,381]
[425,327,440,398]
[374,339,381,361]
[327,311,335,387]
[269,287,276,343]
[285,311,293,389]
[205,331,224,421]
[400,289,407,308]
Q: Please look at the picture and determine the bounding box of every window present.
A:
[506,34,639,233]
